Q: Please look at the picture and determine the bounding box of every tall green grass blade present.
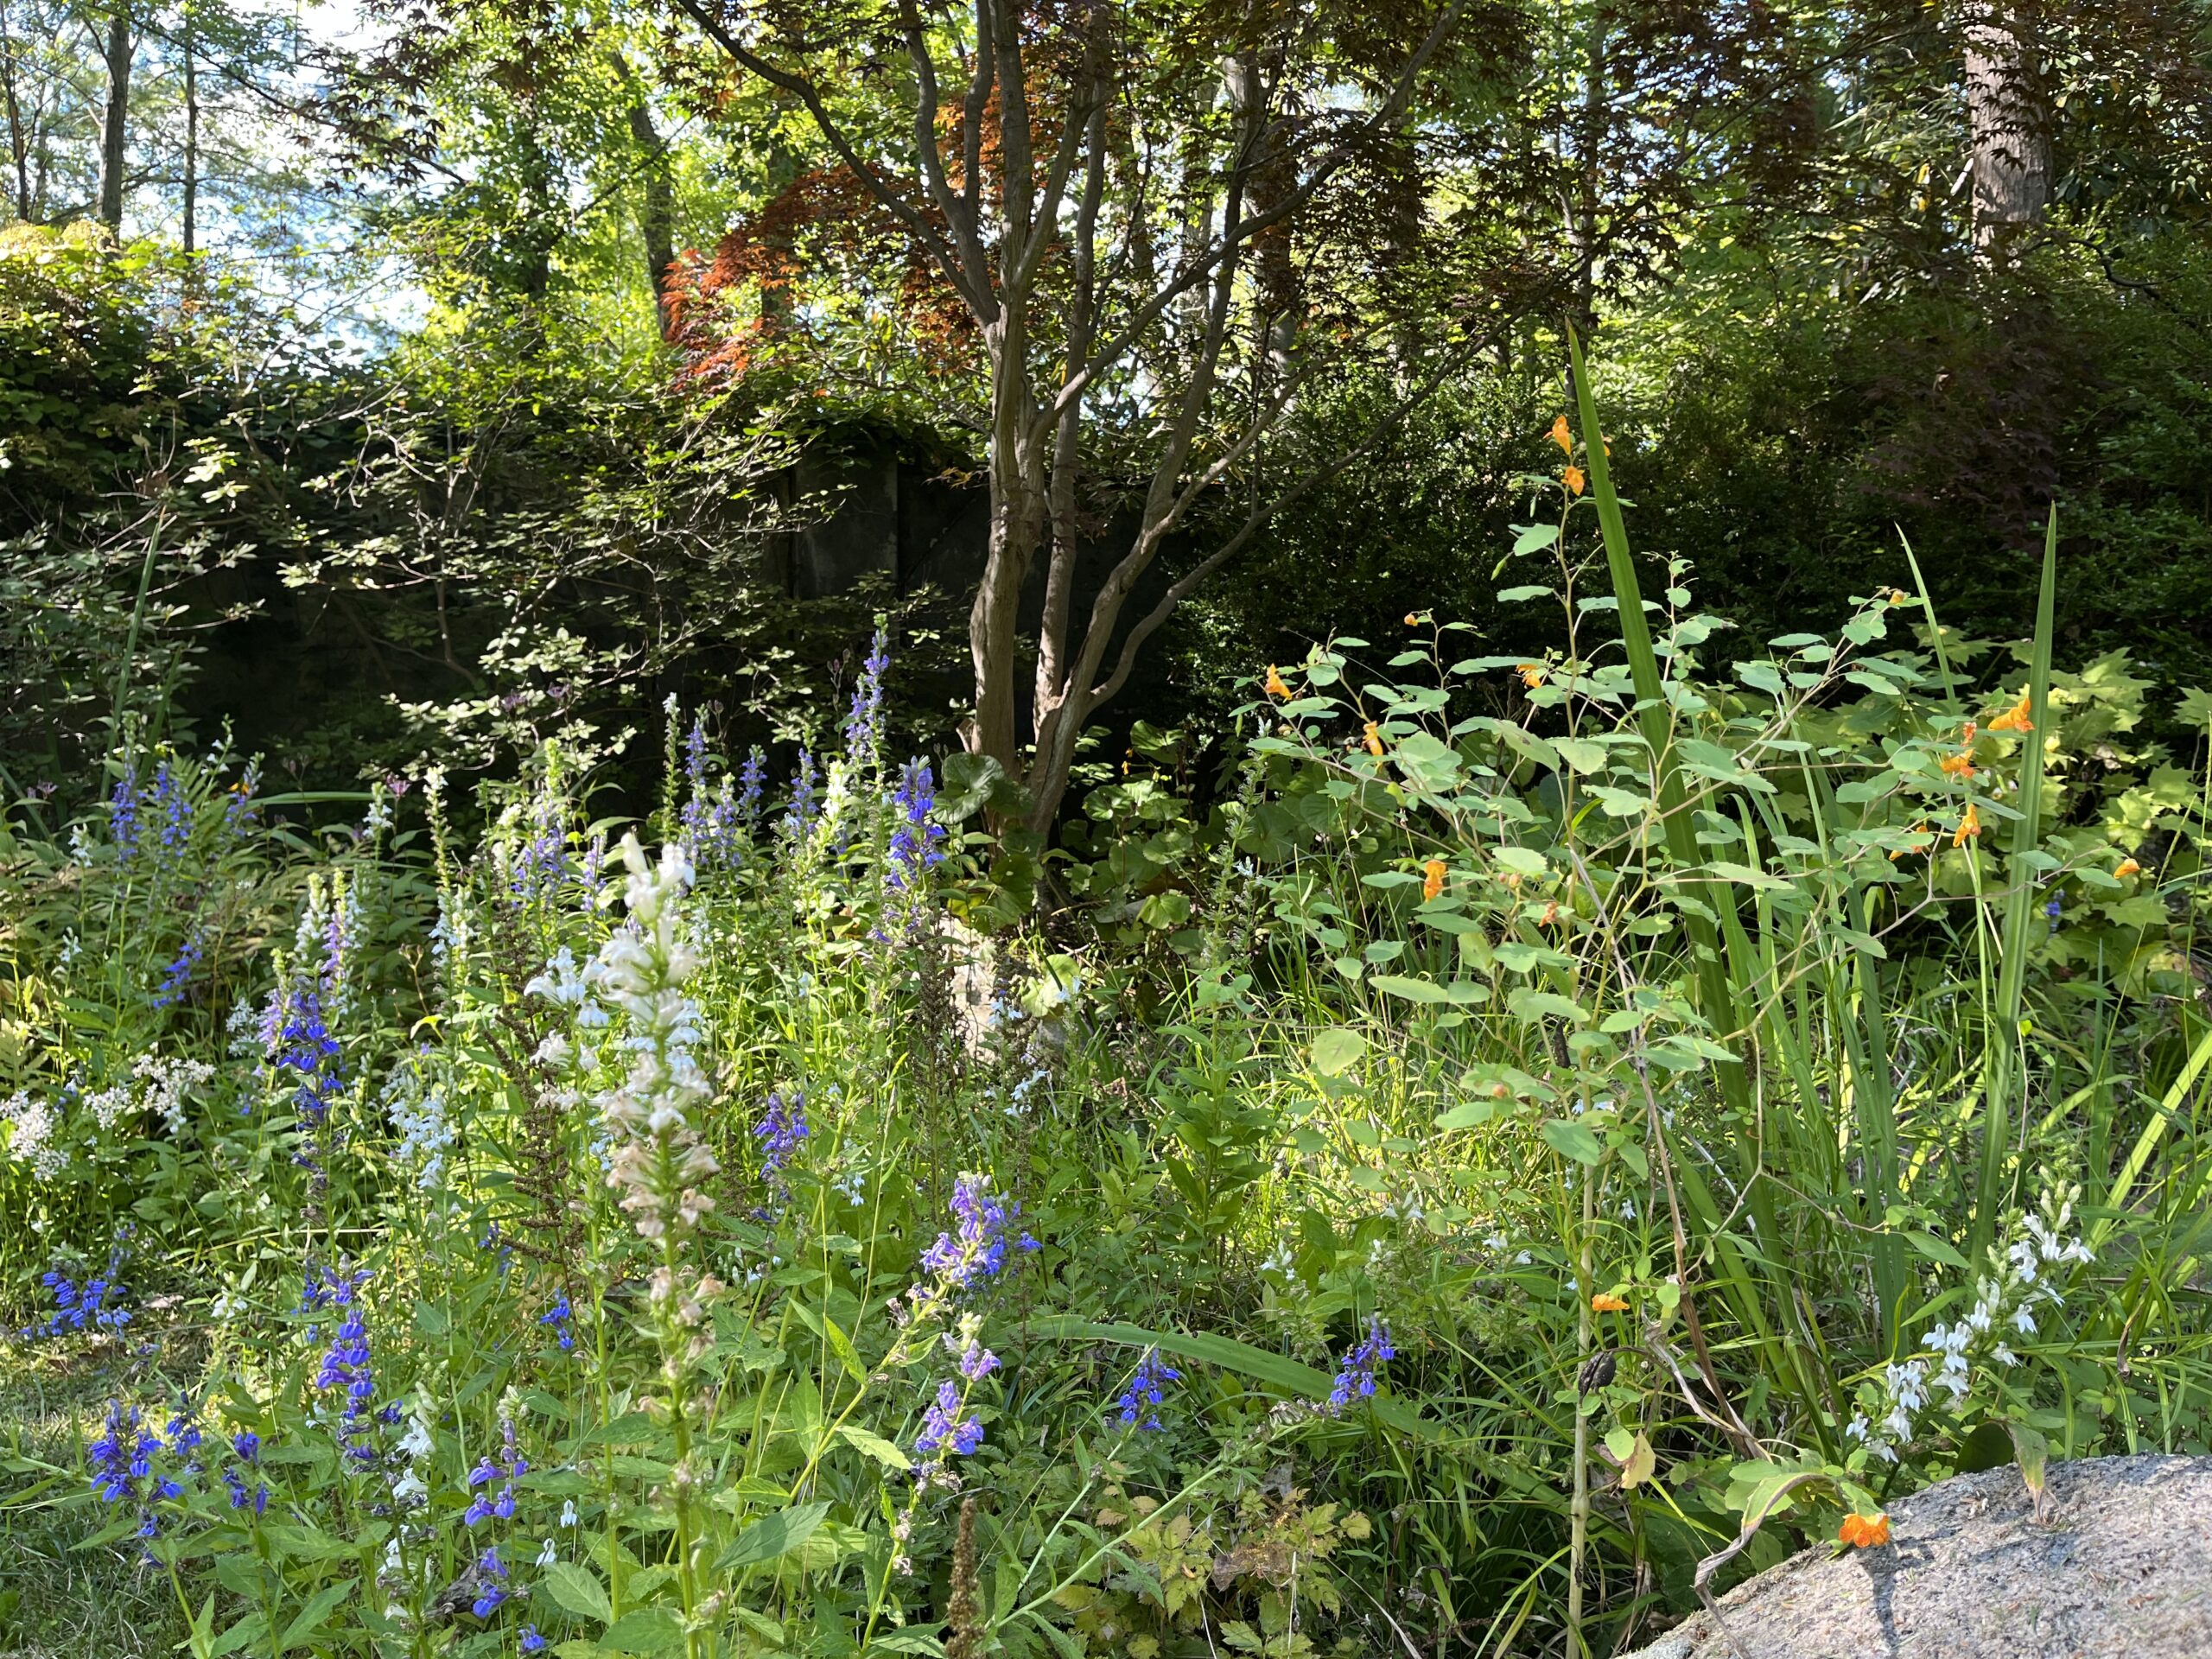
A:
[1975,505,2058,1255]
[1568,323,1789,1384]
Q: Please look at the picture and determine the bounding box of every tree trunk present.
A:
[627,100,676,338]
[181,13,197,254]
[1964,0,2047,253]
[2,0,33,221]
[96,2,130,232]
[613,55,677,339]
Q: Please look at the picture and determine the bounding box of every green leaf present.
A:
[275,1579,355,1655]
[600,1607,688,1653]
[1392,732,1464,793]
[2005,1421,2051,1522]
[1903,1231,1968,1271]
[542,1561,613,1626]
[1370,973,1449,1004]
[1310,1027,1367,1077]
[1554,737,1606,772]
[836,1425,912,1471]
[1539,1119,1604,1165]
[715,1501,833,1573]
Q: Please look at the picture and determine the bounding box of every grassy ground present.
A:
[0,1352,186,1658]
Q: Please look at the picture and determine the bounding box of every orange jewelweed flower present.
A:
[1988,693,2034,733]
[2115,857,2142,879]
[1563,464,1586,496]
[1265,664,1291,700]
[1590,1293,1630,1313]
[1954,803,1981,846]
[1549,414,1573,454]
[1405,612,1421,627]
[1939,749,1976,779]
[1838,1513,1891,1549]
[1364,721,1385,758]
[1890,821,1929,861]
[1961,721,1978,744]
[1423,858,1447,901]
[1517,663,1547,690]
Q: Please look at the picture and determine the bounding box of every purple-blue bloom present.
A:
[886,760,947,893]
[151,929,204,1010]
[1325,1318,1395,1414]
[844,627,891,759]
[539,1291,575,1351]
[108,763,143,860]
[22,1264,130,1340]
[308,1268,378,1465]
[152,761,194,862]
[915,1380,982,1459]
[753,1090,808,1178]
[783,751,818,842]
[919,1173,1039,1294]
[1114,1349,1182,1432]
[738,747,766,827]
[277,985,342,1128]
[471,1545,510,1618]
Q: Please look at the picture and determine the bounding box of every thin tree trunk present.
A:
[1,0,32,220]
[1964,0,2047,253]
[614,56,677,338]
[96,1,130,232]
[181,11,197,254]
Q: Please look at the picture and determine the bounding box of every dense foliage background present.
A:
[3,2,2211,1656]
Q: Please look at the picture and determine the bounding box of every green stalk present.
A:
[1567,325,1785,1358]
[109,516,166,747]
[1974,505,2058,1257]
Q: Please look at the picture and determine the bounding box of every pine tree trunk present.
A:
[96,2,130,232]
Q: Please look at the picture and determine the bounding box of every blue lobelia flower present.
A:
[87,1401,180,1537]
[277,985,343,1128]
[471,1544,510,1618]
[1325,1318,1395,1414]
[782,750,820,844]
[1113,1349,1183,1432]
[152,761,194,864]
[108,762,143,861]
[843,626,891,761]
[915,1380,983,1459]
[151,928,205,1010]
[753,1090,809,1179]
[738,747,766,829]
[919,1173,1039,1295]
[464,1417,528,1526]
[539,1292,575,1352]
[308,1268,378,1466]
[886,760,947,893]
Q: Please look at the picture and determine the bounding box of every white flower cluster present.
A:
[0,1091,63,1180]
[588,838,720,1256]
[135,1054,215,1136]
[1846,1186,2094,1463]
[385,1065,457,1195]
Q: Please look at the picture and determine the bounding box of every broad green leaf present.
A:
[600,1606,688,1653]
[1310,1027,1367,1077]
[715,1501,833,1572]
[542,1560,613,1625]
[836,1425,912,1471]
[1370,974,1449,1004]
[1539,1118,1604,1165]
[276,1579,354,1655]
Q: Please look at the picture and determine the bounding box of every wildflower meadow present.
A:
[3,380,2210,1659]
